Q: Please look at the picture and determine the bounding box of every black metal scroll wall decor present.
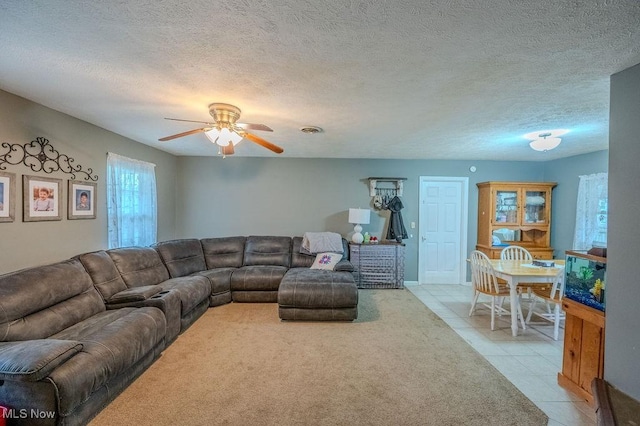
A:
[0,137,98,181]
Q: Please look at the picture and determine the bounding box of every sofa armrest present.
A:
[0,339,83,382]
[334,259,355,272]
[107,285,163,304]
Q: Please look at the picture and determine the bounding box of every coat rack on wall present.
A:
[0,136,98,181]
[368,177,406,197]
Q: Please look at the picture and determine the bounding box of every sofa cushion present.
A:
[153,239,206,278]
[201,236,246,268]
[77,250,128,301]
[334,259,355,272]
[230,266,288,292]
[0,259,105,341]
[107,247,170,288]
[107,285,163,304]
[159,276,211,315]
[243,236,291,267]
[49,307,166,416]
[291,236,315,268]
[196,268,234,296]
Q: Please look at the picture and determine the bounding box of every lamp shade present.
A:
[348,208,370,225]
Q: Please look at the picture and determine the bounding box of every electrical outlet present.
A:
[410,222,416,229]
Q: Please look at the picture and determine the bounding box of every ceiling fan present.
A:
[158,103,284,156]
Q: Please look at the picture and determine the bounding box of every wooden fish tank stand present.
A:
[558,251,607,405]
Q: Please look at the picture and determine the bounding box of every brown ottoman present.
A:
[277,268,358,321]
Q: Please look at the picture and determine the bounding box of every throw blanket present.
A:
[301,232,344,254]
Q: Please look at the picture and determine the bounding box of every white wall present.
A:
[0,90,178,273]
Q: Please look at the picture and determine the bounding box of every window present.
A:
[573,172,608,250]
[107,152,157,248]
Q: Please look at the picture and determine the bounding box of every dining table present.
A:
[489,259,565,337]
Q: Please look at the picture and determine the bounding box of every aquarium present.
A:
[564,251,607,312]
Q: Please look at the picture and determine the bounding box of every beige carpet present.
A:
[90,289,547,426]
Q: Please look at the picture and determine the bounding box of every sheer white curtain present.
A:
[107,153,157,248]
[573,172,608,250]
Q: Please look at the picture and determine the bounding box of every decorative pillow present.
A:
[310,252,343,270]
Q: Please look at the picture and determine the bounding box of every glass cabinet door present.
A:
[494,189,518,224]
[523,190,548,224]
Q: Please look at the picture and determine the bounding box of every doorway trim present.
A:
[418,176,469,284]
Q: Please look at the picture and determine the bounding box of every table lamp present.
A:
[348,208,371,244]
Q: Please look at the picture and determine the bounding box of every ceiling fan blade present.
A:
[158,127,208,141]
[164,117,215,125]
[236,122,273,132]
[243,132,284,154]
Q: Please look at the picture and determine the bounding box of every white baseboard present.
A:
[406,281,472,286]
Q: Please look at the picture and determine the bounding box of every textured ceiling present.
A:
[1,1,639,160]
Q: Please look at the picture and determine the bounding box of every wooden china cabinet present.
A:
[476,181,557,259]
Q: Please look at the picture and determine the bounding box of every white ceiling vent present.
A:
[299,126,323,134]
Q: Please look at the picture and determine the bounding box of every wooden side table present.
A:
[349,242,405,289]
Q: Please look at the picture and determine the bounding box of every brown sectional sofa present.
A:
[0,235,357,425]
[0,259,166,426]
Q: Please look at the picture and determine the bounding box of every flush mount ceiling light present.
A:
[524,129,569,152]
[529,133,562,151]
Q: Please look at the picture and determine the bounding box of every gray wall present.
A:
[607,62,640,399]
[0,90,178,273]
[543,150,609,256]
[176,157,544,281]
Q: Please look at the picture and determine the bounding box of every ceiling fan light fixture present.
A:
[160,102,283,154]
[217,127,234,146]
[229,130,243,145]
[205,126,243,146]
[204,127,220,144]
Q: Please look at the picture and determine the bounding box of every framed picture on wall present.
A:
[23,175,63,222]
[0,171,16,223]
[68,180,97,220]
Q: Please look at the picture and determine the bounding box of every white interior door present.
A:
[418,177,468,284]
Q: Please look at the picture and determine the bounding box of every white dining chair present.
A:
[500,245,532,262]
[469,250,525,331]
[525,268,566,340]
[500,245,549,297]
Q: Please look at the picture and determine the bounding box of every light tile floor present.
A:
[406,283,597,426]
